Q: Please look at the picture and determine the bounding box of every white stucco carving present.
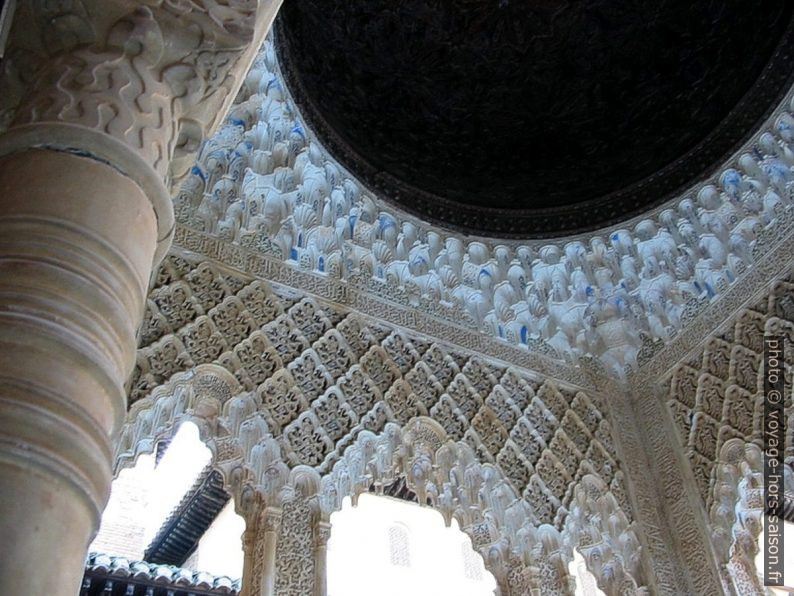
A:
[113,252,654,594]
[118,380,646,596]
[173,37,794,378]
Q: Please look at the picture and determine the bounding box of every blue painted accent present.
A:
[230,117,245,128]
[191,166,206,182]
[290,248,298,261]
[723,170,741,186]
[520,326,528,344]
[318,256,325,272]
[379,214,396,232]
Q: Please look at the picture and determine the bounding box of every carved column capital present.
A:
[262,507,283,534]
[315,520,332,547]
[0,0,282,264]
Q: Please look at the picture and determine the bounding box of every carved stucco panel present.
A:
[119,250,652,595]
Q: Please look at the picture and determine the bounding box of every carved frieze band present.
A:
[598,390,693,594]
[635,387,726,594]
[170,228,600,390]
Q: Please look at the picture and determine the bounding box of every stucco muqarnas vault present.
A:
[0,2,791,596]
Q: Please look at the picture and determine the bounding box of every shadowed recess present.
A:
[277,0,794,237]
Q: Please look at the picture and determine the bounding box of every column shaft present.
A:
[242,506,282,596]
[314,521,331,596]
[0,1,281,592]
[0,149,157,596]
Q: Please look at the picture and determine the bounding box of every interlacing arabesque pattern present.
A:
[664,273,794,593]
[665,272,794,505]
[120,253,646,595]
[173,37,794,377]
[128,253,624,521]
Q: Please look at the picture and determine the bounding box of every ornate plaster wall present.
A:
[657,270,794,594]
[122,240,794,594]
[119,250,649,595]
[112,27,794,596]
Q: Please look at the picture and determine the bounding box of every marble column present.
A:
[260,511,282,596]
[0,147,160,596]
[314,521,332,596]
[242,506,282,596]
[0,1,280,594]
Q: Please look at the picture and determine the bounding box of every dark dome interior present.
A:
[277,1,794,237]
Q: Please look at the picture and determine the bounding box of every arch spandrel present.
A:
[114,363,244,476]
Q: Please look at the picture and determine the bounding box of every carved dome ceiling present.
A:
[276,1,794,238]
